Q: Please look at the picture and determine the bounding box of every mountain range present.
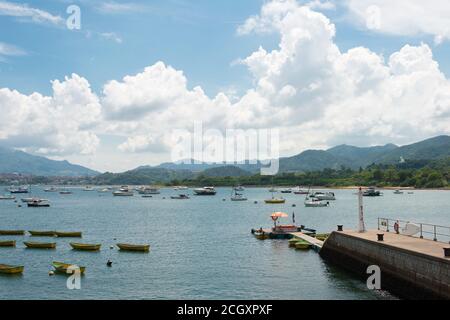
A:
[1,135,449,180]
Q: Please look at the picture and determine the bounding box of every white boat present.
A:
[8,186,29,194]
[268,187,277,192]
[393,189,404,194]
[113,186,134,197]
[59,190,72,195]
[304,197,329,207]
[97,188,110,193]
[234,186,244,192]
[27,199,50,207]
[171,194,190,200]
[44,187,58,192]
[0,194,15,200]
[83,186,95,191]
[230,187,247,201]
[138,186,160,195]
[312,191,336,201]
[173,186,188,191]
[193,187,217,196]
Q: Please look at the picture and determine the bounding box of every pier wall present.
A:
[320,231,450,299]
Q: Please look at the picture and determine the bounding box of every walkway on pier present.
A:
[290,232,324,251]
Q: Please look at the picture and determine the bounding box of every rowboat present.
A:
[117,243,150,252]
[24,241,56,249]
[0,240,16,247]
[295,241,311,250]
[28,231,56,237]
[0,264,24,275]
[0,230,25,236]
[55,231,82,238]
[264,198,286,204]
[52,261,86,275]
[70,243,101,251]
[315,233,330,241]
[288,238,299,247]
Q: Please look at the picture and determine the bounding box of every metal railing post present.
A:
[378,218,380,231]
[420,224,423,239]
[434,225,437,242]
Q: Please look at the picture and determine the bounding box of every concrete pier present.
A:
[320,230,450,299]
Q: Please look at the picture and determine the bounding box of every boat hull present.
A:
[52,261,86,274]
[24,242,56,249]
[0,230,25,236]
[117,243,150,252]
[264,199,286,204]
[70,243,101,251]
[0,264,24,274]
[55,232,82,238]
[28,231,56,237]
[0,240,16,247]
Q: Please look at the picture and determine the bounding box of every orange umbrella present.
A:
[271,212,288,218]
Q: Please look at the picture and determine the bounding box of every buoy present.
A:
[292,204,296,207]
[107,260,113,267]
[254,201,258,204]
[48,271,55,276]
[110,245,114,249]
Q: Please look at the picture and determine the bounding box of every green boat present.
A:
[295,240,311,250]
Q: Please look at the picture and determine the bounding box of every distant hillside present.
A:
[374,135,450,164]
[0,146,98,177]
[327,144,398,168]
[92,167,194,185]
[200,166,252,177]
[279,150,349,172]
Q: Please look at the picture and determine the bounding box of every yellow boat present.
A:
[0,264,24,275]
[117,243,150,252]
[52,261,86,274]
[55,231,82,238]
[315,233,330,241]
[28,231,56,237]
[70,243,101,251]
[0,240,16,247]
[24,241,56,249]
[264,198,286,204]
[288,238,299,247]
[0,230,25,236]
[295,241,311,250]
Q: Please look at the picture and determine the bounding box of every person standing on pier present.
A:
[394,220,400,234]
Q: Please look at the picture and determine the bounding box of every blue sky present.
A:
[0,0,449,172]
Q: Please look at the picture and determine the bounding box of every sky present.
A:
[0,0,449,173]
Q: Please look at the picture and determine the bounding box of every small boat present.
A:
[28,231,56,237]
[173,186,189,191]
[24,241,56,249]
[9,186,29,194]
[0,264,24,274]
[288,238,299,247]
[97,188,109,193]
[44,187,58,192]
[234,186,244,192]
[113,186,134,196]
[268,188,277,192]
[0,230,25,236]
[21,197,36,203]
[55,231,82,238]
[363,187,382,197]
[193,187,217,196]
[141,195,153,198]
[315,233,330,241]
[304,197,329,207]
[27,199,50,207]
[83,186,95,191]
[294,187,309,195]
[117,243,150,252]
[59,190,72,195]
[70,243,101,251]
[0,194,15,200]
[295,241,311,250]
[264,198,286,204]
[312,191,336,201]
[171,194,190,200]
[138,186,161,195]
[52,261,86,274]
[280,189,292,194]
[254,232,270,240]
[230,187,247,201]
[393,189,404,194]
[0,240,16,247]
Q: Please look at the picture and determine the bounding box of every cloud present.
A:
[97,1,144,14]
[0,1,63,25]
[0,74,101,156]
[344,0,450,44]
[0,42,26,61]
[99,32,123,43]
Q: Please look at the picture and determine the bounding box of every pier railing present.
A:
[378,217,450,244]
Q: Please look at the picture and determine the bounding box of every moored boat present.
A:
[264,198,286,204]
[27,199,50,207]
[117,243,150,252]
[0,264,24,274]
[28,231,56,237]
[171,194,190,200]
[312,191,336,201]
[44,187,58,192]
[393,189,404,194]
[55,231,82,238]
[52,261,86,274]
[304,197,329,207]
[9,186,29,194]
[193,186,217,196]
[0,230,25,236]
[0,240,16,247]
[70,243,101,251]
[280,188,292,194]
[363,187,382,197]
[113,186,134,196]
[0,194,15,200]
[138,186,160,195]
[59,190,72,195]
[295,241,311,250]
[24,241,56,249]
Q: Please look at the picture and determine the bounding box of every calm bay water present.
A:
[0,187,448,300]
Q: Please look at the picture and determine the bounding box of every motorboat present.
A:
[294,187,309,195]
[83,186,95,191]
[363,187,382,197]
[8,186,29,194]
[230,187,247,201]
[44,187,58,192]
[27,199,50,207]
[138,186,160,195]
[171,194,190,200]
[304,197,329,207]
[97,188,110,193]
[113,186,134,197]
[234,186,245,192]
[393,189,404,194]
[312,191,336,201]
[59,190,72,195]
[280,188,292,194]
[173,186,189,191]
[193,187,217,196]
